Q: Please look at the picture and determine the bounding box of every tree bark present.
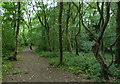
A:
[13,1,21,60]
[59,1,63,65]
[115,1,120,65]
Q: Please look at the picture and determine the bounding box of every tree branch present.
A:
[97,2,110,43]
[107,34,120,69]
[97,2,104,26]
[82,19,97,41]
[31,2,46,28]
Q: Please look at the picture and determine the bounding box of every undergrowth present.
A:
[36,50,120,82]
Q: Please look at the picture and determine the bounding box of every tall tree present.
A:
[66,3,72,53]
[13,1,21,60]
[92,2,110,80]
[28,14,33,50]
[59,1,63,64]
[72,2,81,55]
[82,2,111,80]
[115,1,120,65]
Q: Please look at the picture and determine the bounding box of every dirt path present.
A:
[3,49,81,82]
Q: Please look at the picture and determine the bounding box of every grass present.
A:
[35,50,120,82]
[2,54,21,79]
[2,59,14,78]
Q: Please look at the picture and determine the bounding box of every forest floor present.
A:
[3,48,83,82]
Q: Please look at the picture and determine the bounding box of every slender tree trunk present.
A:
[66,3,72,53]
[59,1,63,65]
[71,10,78,49]
[13,17,16,36]
[29,15,33,50]
[97,2,105,59]
[29,30,33,50]
[13,1,20,60]
[46,27,51,51]
[42,2,51,51]
[22,25,27,46]
[52,5,56,51]
[75,35,79,55]
[13,4,17,36]
[115,1,120,65]
[75,2,81,55]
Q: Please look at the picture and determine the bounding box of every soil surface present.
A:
[3,49,82,82]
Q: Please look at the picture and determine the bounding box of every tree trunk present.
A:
[13,1,20,60]
[97,2,105,59]
[92,44,109,80]
[92,2,110,81]
[115,1,120,65]
[42,2,51,51]
[59,1,63,65]
[74,2,81,55]
[46,27,51,51]
[82,2,111,81]
[66,3,72,53]
[22,25,27,46]
[75,24,80,55]
[75,35,79,55]
[29,14,33,50]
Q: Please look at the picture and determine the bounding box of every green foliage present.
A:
[12,71,22,75]
[1,2,119,82]
[39,51,59,58]
[109,64,120,82]
[2,22,15,58]
[37,51,120,82]
[2,59,13,77]
[37,51,101,80]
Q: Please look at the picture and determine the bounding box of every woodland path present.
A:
[3,48,82,82]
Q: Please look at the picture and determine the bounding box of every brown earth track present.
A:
[3,49,82,82]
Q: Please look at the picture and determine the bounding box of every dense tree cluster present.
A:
[1,1,120,81]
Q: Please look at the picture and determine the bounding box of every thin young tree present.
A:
[115,1,120,65]
[66,3,72,53]
[72,2,82,55]
[59,1,63,64]
[13,1,21,60]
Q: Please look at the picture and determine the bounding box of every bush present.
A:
[109,64,120,82]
